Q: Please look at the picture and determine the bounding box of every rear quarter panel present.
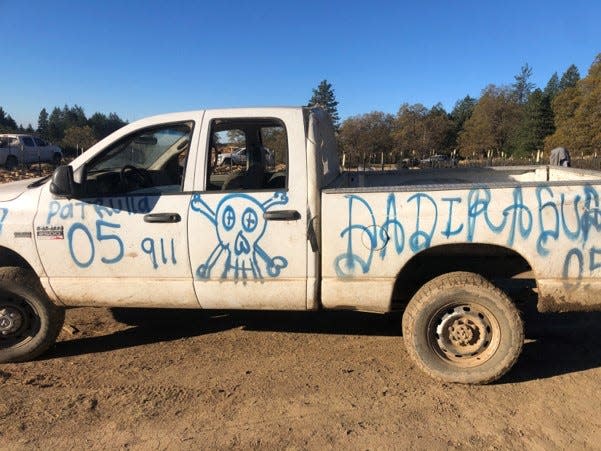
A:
[321,182,601,312]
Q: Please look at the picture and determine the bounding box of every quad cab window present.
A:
[206,119,288,191]
[82,122,193,196]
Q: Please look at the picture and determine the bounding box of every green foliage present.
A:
[546,54,601,154]
[392,103,453,159]
[459,85,521,157]
[87,112,127,141]
[0,107,18,133]
[544,73,560,99]
[37,108,49,139]
[338,111,394,161]
[559,64,580,90]
[41,105,127,149]
[513,89,555,157]
[308,80,340,128]
[62,125,97,152]
[450,96,477,147]
[512,63,535,104]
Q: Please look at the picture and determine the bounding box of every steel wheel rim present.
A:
[0,295,40,348]
[427,302,501,368]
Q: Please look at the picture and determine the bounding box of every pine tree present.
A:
[559,64,580,90]
[513,89,555,156]
[543,73,560,99]
[308,80,340,128]
[512,63,535,104]
[47,107,64,143]
[449,95,477,147]
[37,108,49,139]
[0,107,18,132]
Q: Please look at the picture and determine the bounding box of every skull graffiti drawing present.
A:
[190,191,289,280]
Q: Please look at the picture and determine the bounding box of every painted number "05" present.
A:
[67,220,124,268]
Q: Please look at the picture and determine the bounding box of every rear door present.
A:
[19,136,37,164]
[188,108,308,309]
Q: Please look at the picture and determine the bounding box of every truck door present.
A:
[34,113,203,308]
[188,109,308,309]
[33,137,52,162]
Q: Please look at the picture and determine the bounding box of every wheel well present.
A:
[0,246,34,271]
[391,243,535,310]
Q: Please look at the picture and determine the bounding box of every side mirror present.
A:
[50,165,75,198]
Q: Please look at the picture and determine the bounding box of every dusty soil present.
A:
[1,169,601,449]
[1,307,601,450]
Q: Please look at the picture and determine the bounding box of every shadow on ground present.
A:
[45,309,401,361]
[46,307,601,383]
[503,310,601,383]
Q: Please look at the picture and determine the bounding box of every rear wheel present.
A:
[5,156,17,171]
[0,267,64,363]
[402,271,523,384]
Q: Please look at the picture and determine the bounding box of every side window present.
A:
[33,137,47,147]
[206,119,288,191]
[21,137,35,147]
[83,122,193,196]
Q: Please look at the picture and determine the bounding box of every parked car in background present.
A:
[400,157,420,168]
[217,146,275,167]
[420,154,458,168]
[0,134,63,170]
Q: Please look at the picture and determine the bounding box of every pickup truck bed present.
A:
[326,166,601,191]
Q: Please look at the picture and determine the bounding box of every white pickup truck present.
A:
[0,107,600,384]
[0,134,63,169]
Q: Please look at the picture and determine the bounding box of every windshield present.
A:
[89,124,191,172]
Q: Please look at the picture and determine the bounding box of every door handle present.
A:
[144,213,181,223]
[263,210,301,221]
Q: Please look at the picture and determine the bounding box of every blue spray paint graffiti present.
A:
[67,220,124,268]
[141,237,177,269]
[190,191,289,280]
[0,208,8,234]
[46,196,158,269]
[46,197,151,225]
[335,184,601,279]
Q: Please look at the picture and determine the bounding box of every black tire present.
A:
[5,156,17,171]
[222,158,231,166]
[52,153,62,166]
[402,271,523,384]
[0,267,65,363]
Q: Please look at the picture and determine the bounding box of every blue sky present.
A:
[1,0,599,127]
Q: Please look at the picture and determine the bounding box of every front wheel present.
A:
[52,153,62,166]
[0,267,64,363]
[402,271,523,384]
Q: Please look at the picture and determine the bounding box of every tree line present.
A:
[309,53,600,164]
[0,105,127,155]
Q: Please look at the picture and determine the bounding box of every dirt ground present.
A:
[1,306,601,450]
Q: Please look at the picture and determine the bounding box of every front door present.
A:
[188,109,309,309]
[34,115,202,308]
